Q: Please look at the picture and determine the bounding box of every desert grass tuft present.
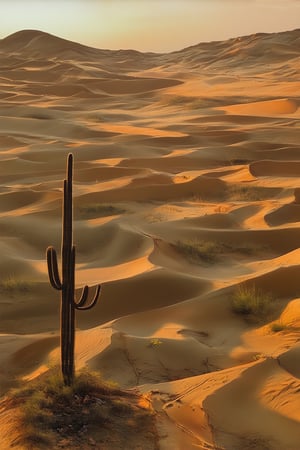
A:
[172,238,263,265]
[78,203,126,218]
[231,285,273,322]
[0,277,32,294]
[172,239,222,264]
[148,338,163,348]
[227,184,280,202]
[270,321,287,333]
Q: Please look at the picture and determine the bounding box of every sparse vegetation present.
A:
[252,353,266,361]
[231,285,273,321]
[162,95,218,110]
[228,159,250,165]
[26,113,52,120]
[228,184,276,202]
[0,277,32,294]
[270,321,287,333]
[78,203,126,218]
[148,338,163,348]
[239,243,267,255]
[228,184,263,201]
[172,238,263,265]
[10,368,156,450]
[172,239,223,264]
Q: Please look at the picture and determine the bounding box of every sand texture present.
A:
[0,28,300,449]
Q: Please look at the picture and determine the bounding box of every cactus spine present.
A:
[47,153,101,386]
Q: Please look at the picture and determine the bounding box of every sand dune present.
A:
[152,358,300,450]
[1,28,300,449]
[219,98,299,116]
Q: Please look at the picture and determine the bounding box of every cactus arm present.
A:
[75,285,89,307]
[46,246,62,290]
[67,153,73,185]
[75,284,101,310]
[69,245,91,308]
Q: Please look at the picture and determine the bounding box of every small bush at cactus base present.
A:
[9,368,157,449]
[231,285,273,322]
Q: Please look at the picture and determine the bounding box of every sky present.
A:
[0,0,299,53]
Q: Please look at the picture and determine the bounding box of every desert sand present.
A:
[0,28,300,449]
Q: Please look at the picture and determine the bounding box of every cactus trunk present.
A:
[47,153,101,386]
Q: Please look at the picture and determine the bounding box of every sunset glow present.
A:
[0,0,299,52]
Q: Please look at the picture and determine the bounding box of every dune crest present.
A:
[0,28,300,449]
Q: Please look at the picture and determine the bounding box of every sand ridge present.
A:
[0,28,300,449]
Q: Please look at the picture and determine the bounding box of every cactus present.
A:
[47,153,101,386]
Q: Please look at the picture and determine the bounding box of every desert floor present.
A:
[0,29,300,449]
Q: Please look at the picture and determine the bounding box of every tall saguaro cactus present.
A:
[47,153,101,386]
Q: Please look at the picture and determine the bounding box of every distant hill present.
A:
[1,28,300,59]
[171,28,300,68]
[0,29,146,61]
[0,28,299,72]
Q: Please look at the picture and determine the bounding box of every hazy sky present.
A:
[0,0,299,52]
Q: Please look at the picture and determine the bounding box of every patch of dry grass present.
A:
[0,277,33,294]
[231,285,274,322]
[172,239,222,264]
[78,203,126,219]
[172,239,264,265]
[227,183,281,202]
[270,321,288,333]
[8,368,158,450]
